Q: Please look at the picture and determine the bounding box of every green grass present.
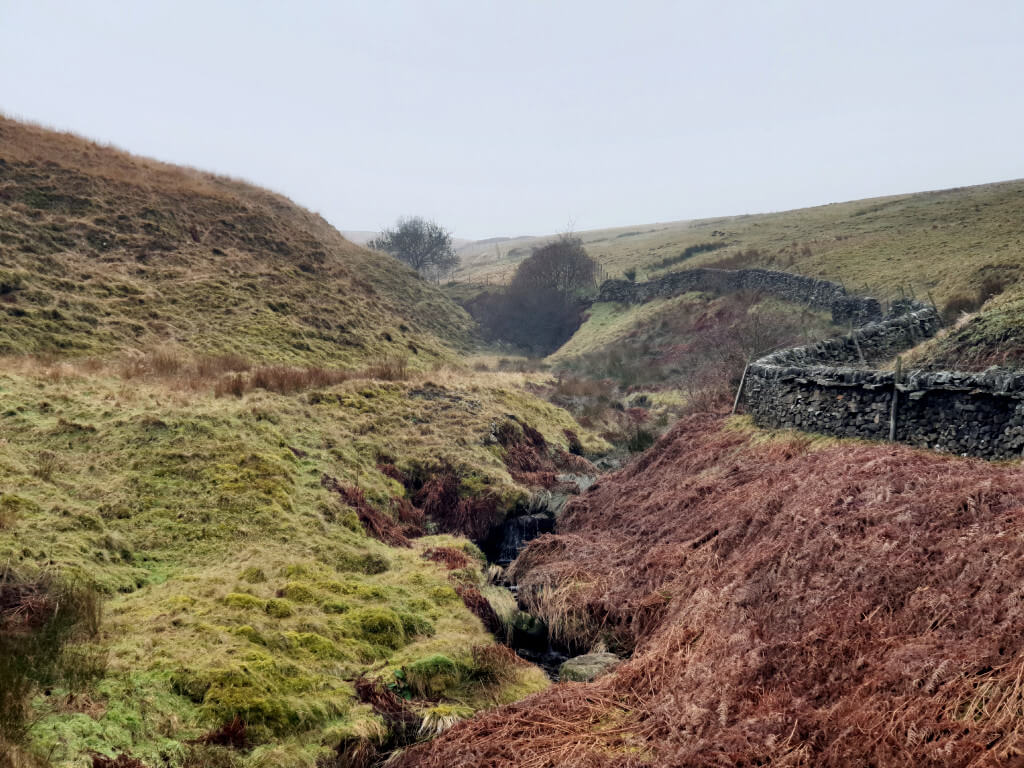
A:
[547,294,706,363]
[911,289,1024,369]
[0,361,596,766]
[458,178,1024,371]
[457,179,1024,308]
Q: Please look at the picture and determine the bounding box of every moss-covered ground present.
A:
[0,359,601,766]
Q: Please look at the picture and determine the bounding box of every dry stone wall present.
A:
[599,267,1024,459]
[597,268,882,325]
[743,303,1024,459]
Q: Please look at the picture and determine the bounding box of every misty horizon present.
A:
[2,1,1023,240]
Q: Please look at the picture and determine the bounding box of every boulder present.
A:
[558,652,621,682]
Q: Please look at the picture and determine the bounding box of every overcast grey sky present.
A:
[2,1,1023,239]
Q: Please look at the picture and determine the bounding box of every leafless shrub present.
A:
[33,451,59,482]
[977,276,1008,306]
[212,365,351,397]
[214,373,247,398]
[148,347,184,376]
[195,353,251,378]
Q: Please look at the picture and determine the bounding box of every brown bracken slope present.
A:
[399,416,1024,768]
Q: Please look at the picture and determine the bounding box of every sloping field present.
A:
[0,118,614,767]
[916,288,1024,370]
[546,294,704,364]
[400,415,1024,767]
[457,179,1024,307]
[0,357,611,765]
[462,180,1024,371]
[0,117,473,363]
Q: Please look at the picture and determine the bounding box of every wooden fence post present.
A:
[732,361,751,415]
[850,323,866,365]
[927,290,943,327]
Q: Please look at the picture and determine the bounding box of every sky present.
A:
[1,1,1023,240]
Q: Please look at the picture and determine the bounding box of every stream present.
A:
[478,475,596,679]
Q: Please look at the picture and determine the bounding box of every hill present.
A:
[0,116,473,364]
[0,118,611,768]
[456,179,1024,307]
[400,415,1024,767]
[474,180,1024,388]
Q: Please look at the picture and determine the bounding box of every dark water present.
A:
[493,513,554,566]
[478,480,598,679]
[482,508,570,678]
[513,644,570,679]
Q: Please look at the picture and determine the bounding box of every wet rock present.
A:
[557,473,596,494]
[558,652,622,682]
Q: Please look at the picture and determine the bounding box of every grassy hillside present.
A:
[535,290,837,448]
[0,119,613,767]
[0,355,610,766]
[460,179,1024,370]
[0,117,473,364]
[457,179,1024,306]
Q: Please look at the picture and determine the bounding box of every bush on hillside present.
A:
[977,275,1008,305]
[941,292,979,324]
[646,241,727,272]
[460,235,599,354]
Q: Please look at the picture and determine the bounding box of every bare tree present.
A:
[368,217,459,281]
[459,234,599,354]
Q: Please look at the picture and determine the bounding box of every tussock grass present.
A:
[0,571,105,760]
[0,359,587,764]
[0,115,473,365]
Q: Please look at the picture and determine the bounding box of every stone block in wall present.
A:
[831,296,883,326]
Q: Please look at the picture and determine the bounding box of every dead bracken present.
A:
[399,413,1024,767]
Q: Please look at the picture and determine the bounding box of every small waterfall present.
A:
[495,513,554,566]
[478,477,596,679]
